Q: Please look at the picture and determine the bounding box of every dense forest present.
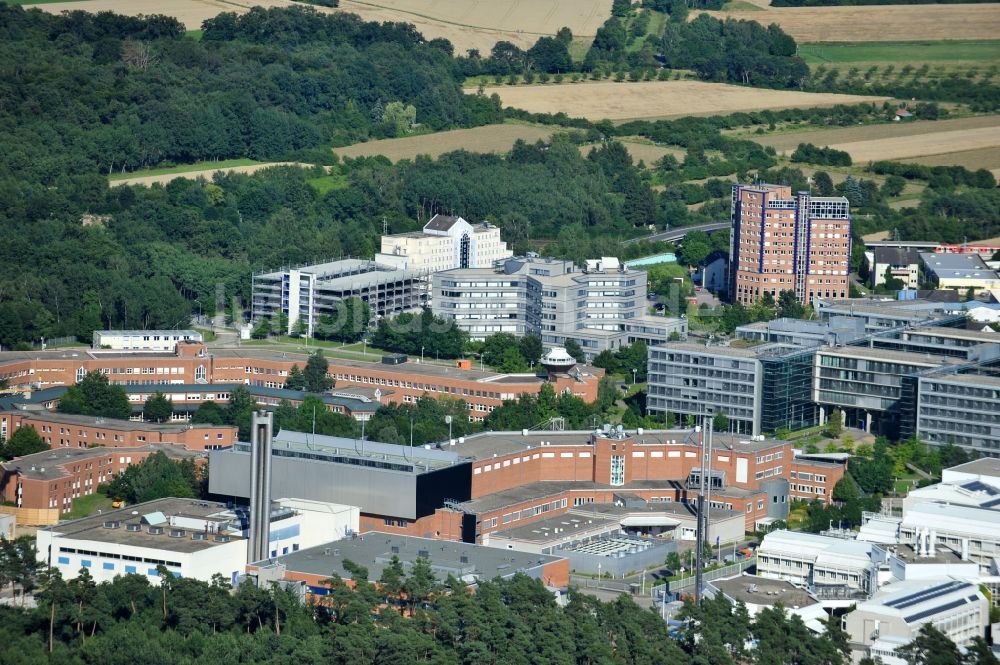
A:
[0,540,992,665]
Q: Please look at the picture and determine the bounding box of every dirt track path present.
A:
[109,162,318,187]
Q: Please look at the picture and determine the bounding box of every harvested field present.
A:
[828,126,1000,164]
[28,0,242,29]
[333,124,555,162]
[27,0,611,53]
[701,4,1000,43]
[907,147,1000,172]
[752,116,1000,154]
[481,80,884,121]
[110,162,313,187]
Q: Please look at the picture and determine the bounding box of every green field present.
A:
[186,30,204,41]
[60,492,112,521]
[306,173,349,195]
[108,158,261,181]
[799,40,1000,65]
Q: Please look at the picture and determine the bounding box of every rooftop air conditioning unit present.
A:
[125,523,141,532]
[169,529,185,538]
[148,526,164,535]
[214,535,230,543]
[102,521,120,529]
[191,533,207,541]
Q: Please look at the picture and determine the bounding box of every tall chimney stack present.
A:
[248,410,274,564]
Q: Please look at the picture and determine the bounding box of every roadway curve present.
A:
[624,222,729,245]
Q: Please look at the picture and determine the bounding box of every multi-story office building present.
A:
[377,214,511,272]
[432,256,686,356]
[251,258,427,337]
[756,530,883,600]
[845,579,990,663]
[814,296,967,332]
[729,183,851,306]
[647,341,816,436]
[916,368,1000,457]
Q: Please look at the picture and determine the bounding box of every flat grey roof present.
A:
[712,576,818,608]
[892,544,965,565]
[577,501,741,522]
[459,480,694,514]
[946,458,1000,477]
[907,327,1000,342]
[254,532,563,583]
[489,513,621,544]
[3,445,203,480]
[920,252,997,278]
[934,372,1000,388]
[819,345,957,365]
[40,498,244,553]
[5,410,227,433]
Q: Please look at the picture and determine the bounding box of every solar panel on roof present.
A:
[962,481,998,495]
[904,597,969,624]
[884,581,967,609]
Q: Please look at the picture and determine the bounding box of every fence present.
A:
[0,505,60,526]
[665,556,756,597]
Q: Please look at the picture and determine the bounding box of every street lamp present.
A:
[632,368,637,385]
[421,345,425,363]
[445,414,453,443]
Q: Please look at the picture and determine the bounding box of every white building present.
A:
[377,214,512,273]
[844,578,990,665]
[757,530,883,601]
[432,255,686,357]
[900,502,1000,571]
[36,497,359,585]
[92,330,202,352]
[941,458,1000,487]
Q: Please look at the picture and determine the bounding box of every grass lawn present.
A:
[60,492,113,521]
[306,173,349,195]
[193,327,217,342]
[108,158,261,181]
[186,30,204,41]
[798,40,1000,65]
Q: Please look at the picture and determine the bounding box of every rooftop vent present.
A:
[102,521,120,529]
[460,553,469,564]
[125,523,141,532]
[192,533,207,541]
[391,545,400,554]
[148,526,164,535]
[169,529,185,538]
[418,549,429,558]
[214,535,230,543]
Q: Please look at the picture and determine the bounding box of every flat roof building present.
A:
[246,532,570,597]
[93,330,202,352]
[757,530,883,602]
[865,247,921,290]
[900,502,1000,571]
[251,258,428,337]
[648,340,817,436]
[729,183,851,306]
[915,369,1000,458]
[432,255,686,357]
[844,579,990,664]
[920,252,1000,297]
[36,497,359,584]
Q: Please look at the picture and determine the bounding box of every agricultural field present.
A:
[332,124,556,162]
[907,148,1000,179]
[109,161,315,187]
[750,115,1000,153]
[26,0,612,53]
[825,126,1000,163]
[481,80,885,121]
[798,40,1000,65]
[702,4,1000,43]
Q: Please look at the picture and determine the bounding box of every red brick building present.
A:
[0,412,237,452]
[0,444,203,513]
[730,183,851,306]
[0,344,601,420]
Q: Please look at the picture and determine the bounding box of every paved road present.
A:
[624,222,729,245]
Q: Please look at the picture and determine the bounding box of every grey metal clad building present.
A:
[647,341,816,436]
[813,297,966,331]
[432,256,686,357]
[916,369,1000,458]
[251,258,429,337]
[735,316,866,348]
[209,430,472,522]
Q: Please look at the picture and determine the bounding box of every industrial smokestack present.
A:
[248,410,274,564]
[695,408,714,604]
